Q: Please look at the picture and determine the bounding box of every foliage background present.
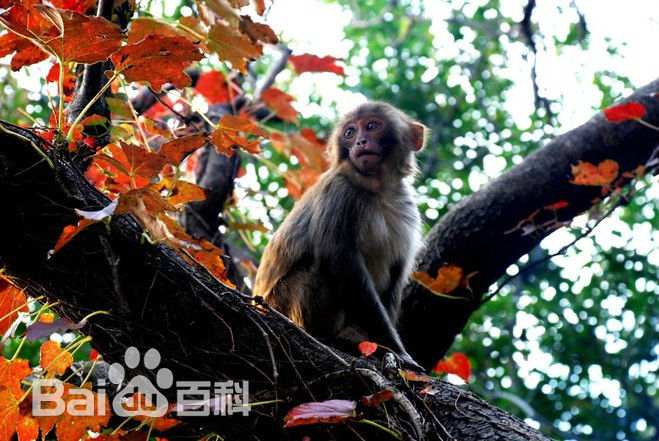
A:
[1,0,657,440]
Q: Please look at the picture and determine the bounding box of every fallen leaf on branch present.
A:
[604,102,646,122]
[360,390,393,407]
[570,159,619,187]
[412,264,463,295]
[398,370,430,382]
[283,400,357,427]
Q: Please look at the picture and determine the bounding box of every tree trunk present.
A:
[0,123,548,440]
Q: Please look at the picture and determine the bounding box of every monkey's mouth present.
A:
[356,150,381,160]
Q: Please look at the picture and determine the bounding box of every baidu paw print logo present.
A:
[108,346,173,417]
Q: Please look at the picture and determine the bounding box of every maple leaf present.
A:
[0,4,122,64]
[189,239,235,287]
[358,341,378,356]
[209,114,266,156]
[604,102,646,122]
[205,22,262,73]
[53,218,96,254]
[360,390,393,407]
[0,279,28,335]
[195,70,238,104]
[283,400,357,428]
[111,34,203,91]
[570,160,619,187]
[50,0,96,13]
[158,134,207,166]
[48,383,110,441]
[126,17,191,44]
[432,352,471,382]
[0,32,49,71]
[16,415,39,441]
[289,54,345,75]
[40,340,74,376]
[238,15,278,44]
[412,264,463,295]
[0,358,31,441]
[46,63,76,99]
[261,87,299,125]
[120,142,167,180]
[151,179,208,206]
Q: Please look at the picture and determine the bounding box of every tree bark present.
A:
[0,123,548,440]
[399,78,659,367]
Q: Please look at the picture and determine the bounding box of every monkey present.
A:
[253,101,427,369]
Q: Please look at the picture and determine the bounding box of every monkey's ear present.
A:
[410,122,426,151]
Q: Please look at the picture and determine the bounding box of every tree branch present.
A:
[400,77,659,367]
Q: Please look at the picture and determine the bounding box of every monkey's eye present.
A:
[344,127,356,138]
[366,121,381,131]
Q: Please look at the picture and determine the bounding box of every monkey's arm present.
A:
[323,247,420,369]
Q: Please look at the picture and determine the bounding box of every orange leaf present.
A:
[195,70,237,104]
[209,114,265,156]
[205,23,262,73]
[604,102,646,122]
[53,218,96,254]
[0,32,48,71]
[122,142,168,180]
[0,279,28,335]
[398,370,430,382]
[126,17,190,44]
[111,34,203,91]
[238,15,277,44]
[152,179,209,206]
[0,357,32,399]
[16,416,39,441]
[53,383,110,441]
[570,160,619,187]
[261,87,298,125]
[0,4,122,64]
[158,134,207,166]
[412,264,463,295]
[187,239,235,288]
[432,352,471,382]
[360,390,393,407]
[543,201,569,211]
[289,54,345,75]
[40,340,73,376]
[283,400,356,428]
[358,341,378,356]
[252,0,266,15]
[39,313,55,323]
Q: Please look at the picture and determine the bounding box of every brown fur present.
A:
[254,102,426,354]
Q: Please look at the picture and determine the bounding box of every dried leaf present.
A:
[360,390,393,407]
[238,15,277,44]
[398,370,430,382]
[283,400,357,428]
[158,134,207,166]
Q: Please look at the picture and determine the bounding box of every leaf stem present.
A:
[66,71,121,141]
[58,61,64,132]
[358,419,402,440]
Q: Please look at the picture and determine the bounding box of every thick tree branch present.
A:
[400,78,659,367]
[0,123,548,440]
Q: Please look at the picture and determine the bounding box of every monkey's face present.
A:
[340,114,397,175]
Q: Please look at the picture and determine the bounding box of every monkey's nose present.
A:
[356,138,367,146]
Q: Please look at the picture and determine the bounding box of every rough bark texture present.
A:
[0,124,549,440]
[400,78,659,367]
